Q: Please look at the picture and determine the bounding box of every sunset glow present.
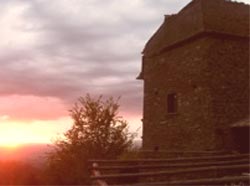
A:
[0,126,47,148]
[0,0,248,148]
[0,94,141,147]
[0,114,141,147]
[0,0,249,184]
[0,117,72,148]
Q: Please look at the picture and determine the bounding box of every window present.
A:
[154,88,159,96]
[167,93,177,113]
[154,146,159,152]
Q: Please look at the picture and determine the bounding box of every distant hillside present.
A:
[0,140,142,166]
[0,144,54,166]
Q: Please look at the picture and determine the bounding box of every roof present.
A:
[142,0,249,57]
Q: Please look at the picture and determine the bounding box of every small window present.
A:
[154,146,159,152]
[167,93,177,113]
[154,89,159,96]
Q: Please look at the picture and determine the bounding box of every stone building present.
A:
[138,0,249,152]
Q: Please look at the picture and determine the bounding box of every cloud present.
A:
[3,0,248,121]
[0,95,68,120]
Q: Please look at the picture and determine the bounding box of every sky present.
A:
[0,0,249,147]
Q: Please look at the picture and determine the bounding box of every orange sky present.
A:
[0,116,141,148]
[0,117,72,147]
[0,95,141,147]
[0,95,71,147]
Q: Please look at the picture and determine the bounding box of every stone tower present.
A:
[138,0,249,152]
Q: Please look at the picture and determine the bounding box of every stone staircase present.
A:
[89,152,250,185]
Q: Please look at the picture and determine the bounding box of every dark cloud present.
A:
[0,0,192,120]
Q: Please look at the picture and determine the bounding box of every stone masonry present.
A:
[138,0,249,152]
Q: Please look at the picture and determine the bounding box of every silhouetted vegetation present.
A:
[44,94,135,184]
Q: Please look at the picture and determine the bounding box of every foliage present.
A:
[45,94,135,184]
[118,146,142,160]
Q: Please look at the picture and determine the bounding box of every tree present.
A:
[45,94,134,184]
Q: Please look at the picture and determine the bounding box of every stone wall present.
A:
[202,0,249,37]
[142,34,249,151]
[141,0,249,152]
[206,36,249,150]
[143,36,215,151]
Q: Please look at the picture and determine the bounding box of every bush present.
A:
[45,94,135,184]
